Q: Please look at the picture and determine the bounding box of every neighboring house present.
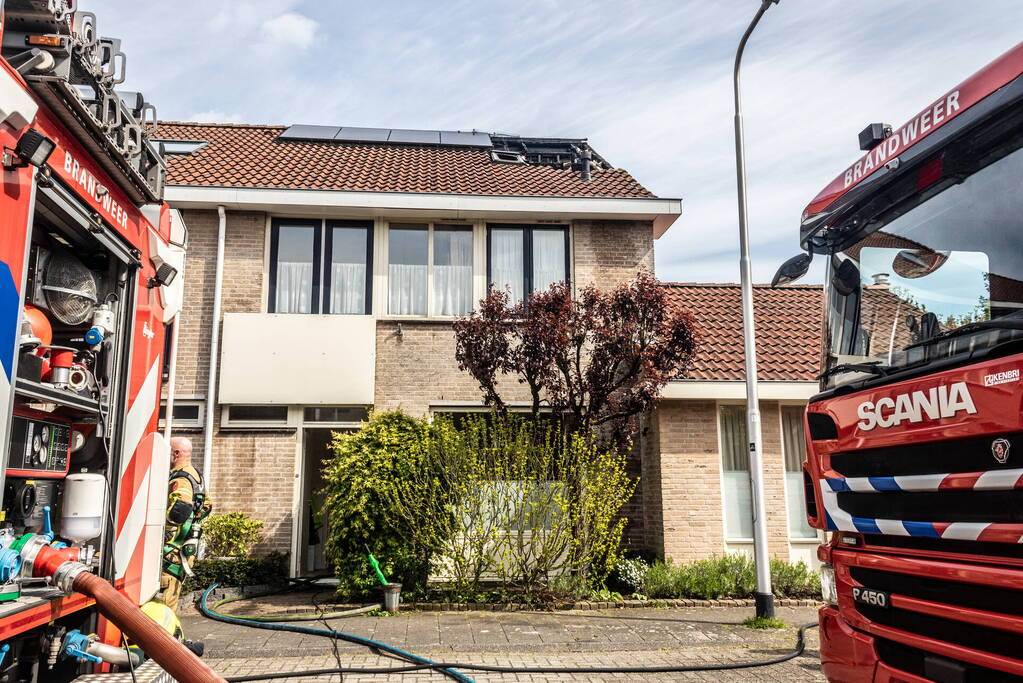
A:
[643,283,825,567]
[155,122,681,574]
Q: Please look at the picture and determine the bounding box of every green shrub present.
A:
[182,552,288,592]
[320,410,435,599]
[642,554,820,600]
[609,557,649,595]
[202,511,264,558]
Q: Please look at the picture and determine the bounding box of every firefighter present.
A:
[161,436,211,612]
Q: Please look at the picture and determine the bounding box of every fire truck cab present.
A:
[780,42,1023,682]
[0,1,188,680]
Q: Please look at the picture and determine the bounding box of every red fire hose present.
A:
[73,571,226,683]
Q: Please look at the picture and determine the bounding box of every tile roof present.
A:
[156,122,656,199]
[662,283,824,382]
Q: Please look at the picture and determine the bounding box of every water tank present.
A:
[62,473,106,544]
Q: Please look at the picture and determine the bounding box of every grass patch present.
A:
[742,616,787,630]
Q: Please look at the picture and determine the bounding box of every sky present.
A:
[88,0,1022,284]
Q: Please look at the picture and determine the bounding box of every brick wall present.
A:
[649,398,798,561]
[572,220,654,290]
[169,210,659,558]
[166,209,298,553]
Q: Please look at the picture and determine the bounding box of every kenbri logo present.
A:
[856,381,977,431]
[984,369,1020,387]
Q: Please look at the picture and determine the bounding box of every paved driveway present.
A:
[181,603,823,681]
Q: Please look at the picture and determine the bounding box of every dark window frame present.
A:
[323,220,374,315]
[486,224,570,297]
[268,218,322,314]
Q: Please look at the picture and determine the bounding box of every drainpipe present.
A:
[162,316,180,441]
[202,205,226,490]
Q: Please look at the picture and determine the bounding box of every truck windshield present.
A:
[823,144,1023,389]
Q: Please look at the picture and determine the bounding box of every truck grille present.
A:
[875,639,1023,683]
[851,567,1023,617]
[858,604,1022,660]
[830,431,1023,478]
[837,489,1023,524]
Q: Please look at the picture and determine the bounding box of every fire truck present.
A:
[775,41,1023,682]
[0,2,220,681]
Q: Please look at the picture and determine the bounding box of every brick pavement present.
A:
[181,604,823,682]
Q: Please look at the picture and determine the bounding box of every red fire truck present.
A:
[777,41,1023,682]
[0,2,219,681]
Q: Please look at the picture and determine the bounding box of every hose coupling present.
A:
[52,561,91,595]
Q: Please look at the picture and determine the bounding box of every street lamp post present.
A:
[733,0,780,620]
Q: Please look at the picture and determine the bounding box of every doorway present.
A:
[299,428,336,576]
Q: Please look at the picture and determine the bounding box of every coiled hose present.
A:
[200,584,818,681]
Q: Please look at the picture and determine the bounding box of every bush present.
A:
[202,511,264,558]
[320,411,435,599]
[182,552,288,593]
[642,555,820,600]
[609,557,649,595]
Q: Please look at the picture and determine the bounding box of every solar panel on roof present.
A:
[388,129,442,144]
[279,125,341,140]
[335,127,391,142]
[439,131,491,147]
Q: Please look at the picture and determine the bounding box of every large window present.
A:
[487,224,568,302]
[719,404,753,540]
[782,406,817,539]
[387,223,474,316]
[269,219,372,314]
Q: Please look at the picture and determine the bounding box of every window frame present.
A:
[158,398,205,429]
[220,404,300,430]
[383,221,477,318]
[268,218,323,314]
[486,223,570,299]
[717,401,754,544]
[323,219,374,315]
[268,218,374,315]
[780,404,820,541]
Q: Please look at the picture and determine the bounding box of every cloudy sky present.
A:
[90,0,1020,283]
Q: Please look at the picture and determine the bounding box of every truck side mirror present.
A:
[771,252,812,287]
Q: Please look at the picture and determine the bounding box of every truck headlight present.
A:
[820,563,838,605]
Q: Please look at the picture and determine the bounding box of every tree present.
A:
[452,273,700,444]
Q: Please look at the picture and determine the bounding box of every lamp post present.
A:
[733,0,780,620]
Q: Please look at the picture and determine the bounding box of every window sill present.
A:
[377,315,465,323]
[789,537,823,544]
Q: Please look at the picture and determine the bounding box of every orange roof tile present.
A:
[157,122,656,199]
[662,283,824,382]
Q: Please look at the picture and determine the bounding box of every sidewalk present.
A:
[181,599,823,681]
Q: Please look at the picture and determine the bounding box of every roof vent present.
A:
[490,150,526,164]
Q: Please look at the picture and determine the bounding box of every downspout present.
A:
[202,205,226,490]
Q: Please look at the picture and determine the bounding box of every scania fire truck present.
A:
[0,2,220,682]
[779,41,1023,682]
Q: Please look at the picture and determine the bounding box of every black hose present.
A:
[201,584,818,680]
[199,585,473,683]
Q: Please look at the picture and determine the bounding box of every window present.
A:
[487,224,568,302]
[719,404,753,540]
[158,400,204,428]
[388,224,428,315]
[782,406,817,540]
[269,219,372,314]
[303,406,370,424]
[221,404,296,429]
[387,223,474,316]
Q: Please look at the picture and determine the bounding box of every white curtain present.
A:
[532,230,566,292]
[723,471,754,540]
[434,231,473,316]
[490,230,523,302]
[389,264,427,315]
[275,262,313,313]
[329,262,366,314]
[785,472,817,539]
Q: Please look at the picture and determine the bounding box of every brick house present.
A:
[644,283,825,567]
[154,122,681,574]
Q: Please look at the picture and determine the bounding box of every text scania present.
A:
[843,90,960,188]
[62,151,129,228]
[856,382,977,431]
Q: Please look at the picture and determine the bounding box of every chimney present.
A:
[871,272,891,287]
[579,146,592,181]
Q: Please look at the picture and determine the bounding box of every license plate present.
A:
[852,586,890,608]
